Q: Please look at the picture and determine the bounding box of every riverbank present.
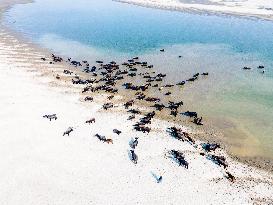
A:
[1,0,273,204]
[115,0,273,21]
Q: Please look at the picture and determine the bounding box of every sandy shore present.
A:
[1,1,273,205]
[1,29,273,205]
[115,0,273,21]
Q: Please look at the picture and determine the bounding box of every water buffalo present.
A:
[193,117,203,125]
[202,143,220,152]
[169,150,189,169]
[129,137,138,149]
[130,150,138,164]
[84,96,93,102]
[225,171,235,182]
[43,114,57,121]
[113,129,122,135]
[182,111,198,118]
[86,118,95,124]
[63,127,74,136]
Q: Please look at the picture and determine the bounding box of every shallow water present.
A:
[4,0,273,159]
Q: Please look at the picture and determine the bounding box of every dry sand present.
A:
[0,0,273,205]
[115,0,273,21]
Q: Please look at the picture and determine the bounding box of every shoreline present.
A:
[114,0,273,22]
[1,0,273,173]
[1,0,273,204]
[1,27,273,205]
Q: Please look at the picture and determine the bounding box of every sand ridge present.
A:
[114,0,273,21]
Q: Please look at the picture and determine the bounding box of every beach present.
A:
[1,0,273,205]
[115,0,273,21]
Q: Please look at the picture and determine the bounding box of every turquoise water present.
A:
[4,0,273,159]
[4,0,273,60]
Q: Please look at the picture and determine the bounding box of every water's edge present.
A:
[1,0,272,173]
[114,0,273,22]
